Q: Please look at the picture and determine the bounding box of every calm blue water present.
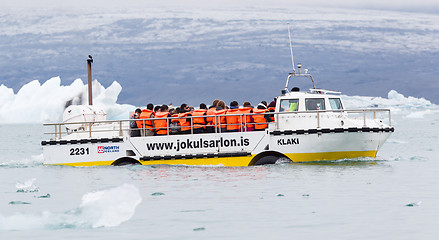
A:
[1,111,438,239]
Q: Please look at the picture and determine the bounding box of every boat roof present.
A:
[280,88,342,99]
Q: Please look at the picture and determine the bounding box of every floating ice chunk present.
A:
[16,178,39,193]
[342,90,437,117]
[77,184,142,228]
[8,201,31,205]
[151,192,165,196]
[0,184,142,230]
[193,227,206,231]
[406,201,422,207]
[37,194,51,198]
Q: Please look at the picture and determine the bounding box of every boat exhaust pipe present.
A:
[87,55,93,105]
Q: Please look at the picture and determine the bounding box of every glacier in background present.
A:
[0,77,436,124]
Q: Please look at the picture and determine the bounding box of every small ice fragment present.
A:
[193,227,205,231]
[16,178,39,193]
[277,194,284,197]
[9,201,31,205]
[406,201,422,207]
[151,192,165,196]
[37,194,51,198]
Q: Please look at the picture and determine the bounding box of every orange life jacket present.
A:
[238,107,254,130]
[268,107,276,122]
[205,108,216,127]
[253,109,268,130]
[137,109,154,130]
[170,114,180,123]
[154,112,171,135]
[225,108,241,131]
[178,112,192,132]
[192,109,207,129]
[213,109,227,128]
[170,114,180,133]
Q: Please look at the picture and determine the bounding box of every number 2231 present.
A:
[69,148,89,155]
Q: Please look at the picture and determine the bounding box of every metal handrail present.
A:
[43,108,391,140]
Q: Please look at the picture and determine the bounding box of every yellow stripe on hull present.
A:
[140,156,253,167]
[285,150,377,162]
[47,150,377,167]
[47,161,115,167]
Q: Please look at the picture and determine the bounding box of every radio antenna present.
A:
[287,23,295,74]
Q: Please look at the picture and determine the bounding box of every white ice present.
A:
[0,77,437,124]
[0,78,134,124]
[0,184,142,230]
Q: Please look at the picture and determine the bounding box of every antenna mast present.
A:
[87,55,93,106]
[287,23,295,74]
[283,24,317,94]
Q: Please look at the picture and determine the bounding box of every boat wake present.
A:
[0,154,44,168]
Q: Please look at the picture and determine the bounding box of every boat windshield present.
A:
[305,98,325,111]
[280,99,299,112]
[329,98,343,110]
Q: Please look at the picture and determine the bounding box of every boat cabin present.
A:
[277,89,344,113]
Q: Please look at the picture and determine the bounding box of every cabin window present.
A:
[305,98,325,110]
[280,99,299,112]
[329,98,343,110]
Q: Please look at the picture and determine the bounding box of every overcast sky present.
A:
[1,0,439,13]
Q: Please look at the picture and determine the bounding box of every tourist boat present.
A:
[41,59,394,167]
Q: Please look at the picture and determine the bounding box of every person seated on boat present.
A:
[253,102,272,131]
[169,108,180,134]
[289,101,299,111]
[268,100,276,109]
[239,101,254,131]
[243,101,253,108]
[226,101,241,132]
[205,99,219,133]
[192,103,208,134]
[211,99,220,108]
[213,100,227,132]
[138,103,155,136]
[130,108,142,137]
[154,105,171,135]
[268,100,276,122]
[306,101,318,111]
[178,103,193,134]
[154,105,161,113]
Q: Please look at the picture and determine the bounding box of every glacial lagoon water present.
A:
[0,102,438,239]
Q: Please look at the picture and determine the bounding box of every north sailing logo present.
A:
[97,146,120,153]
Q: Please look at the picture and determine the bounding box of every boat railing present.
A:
[43,108,391,140]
